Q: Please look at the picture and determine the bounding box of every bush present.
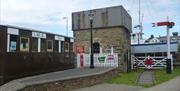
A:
[178,43,180,52]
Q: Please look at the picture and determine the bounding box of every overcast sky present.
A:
[0,0,179,38]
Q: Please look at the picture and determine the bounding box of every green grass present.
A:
[107,67,180,87]
[154,67,180,85]
[107,69,143,86]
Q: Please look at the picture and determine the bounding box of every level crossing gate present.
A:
[131,55,173,70]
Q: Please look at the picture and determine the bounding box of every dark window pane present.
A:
[61,41,64,53]
[93,42,100,53]
[47,40,53,52]
[70,43,73,52]
[32,38,38,52]
[65,42,69,52]
[41,39,46,52]
[54,40,59,52]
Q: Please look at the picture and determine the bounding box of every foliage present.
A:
[178,43,180,52]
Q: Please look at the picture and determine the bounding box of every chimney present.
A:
[150,35,154,38]
[172,32,178,37]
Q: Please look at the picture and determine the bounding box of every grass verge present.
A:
[154,67,180,85]
[107,67,180,87]
[107,69,143,86]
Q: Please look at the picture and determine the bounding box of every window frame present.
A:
[20,37,30,52]
[9,35,18,52]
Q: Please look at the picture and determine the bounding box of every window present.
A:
[20,37,29,52]
[70,43,73,52]
[32,38,38,52]
[93,42,100,53]
[47,40,53,52]
[61,41,64,53]
[54,40,59,52]
[41,39,46,52]
[65,42,69,52]
[9,35,18,52]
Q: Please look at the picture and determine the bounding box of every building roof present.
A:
[72,5,132,32]
[158,36,180,40]
[0,24,74,39]
[131,42,178,53]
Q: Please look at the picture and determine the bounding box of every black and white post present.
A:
[166,16,172,74]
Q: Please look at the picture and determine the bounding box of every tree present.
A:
[178,43,180,52]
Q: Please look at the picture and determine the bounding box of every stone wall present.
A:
[74,27,131,71]
[20,69,120,91]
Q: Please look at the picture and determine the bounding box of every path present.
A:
[73,76,180,91]
[73,83,144,91]
[0,67,115,91]
[137,70,154,85]
[140,76,180,91]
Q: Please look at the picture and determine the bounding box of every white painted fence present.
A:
[132,55,173,70]
[77,53,118,68]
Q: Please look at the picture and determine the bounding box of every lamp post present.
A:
[89,11,94,69]
[63,17,68,36]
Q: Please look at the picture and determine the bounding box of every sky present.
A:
[0,0,180,39]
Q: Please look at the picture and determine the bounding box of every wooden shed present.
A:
[0,25,75,85]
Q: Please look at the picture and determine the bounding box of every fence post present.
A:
[77,54,80,68]
[111,47,114,54]
[100,47,102,54]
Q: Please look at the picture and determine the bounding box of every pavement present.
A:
[73,76,180,91]
[1,68,179,91]
[137,70,154,85]
[0,67,116,91]
[73,83,144,91]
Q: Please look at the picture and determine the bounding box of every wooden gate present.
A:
[131,55,173,69]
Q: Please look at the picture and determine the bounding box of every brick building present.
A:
[72,6,132,71]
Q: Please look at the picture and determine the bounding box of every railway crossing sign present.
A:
[152,21,175,28]
[152,18,175,74]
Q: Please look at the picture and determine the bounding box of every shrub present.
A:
[178,43,180,52]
